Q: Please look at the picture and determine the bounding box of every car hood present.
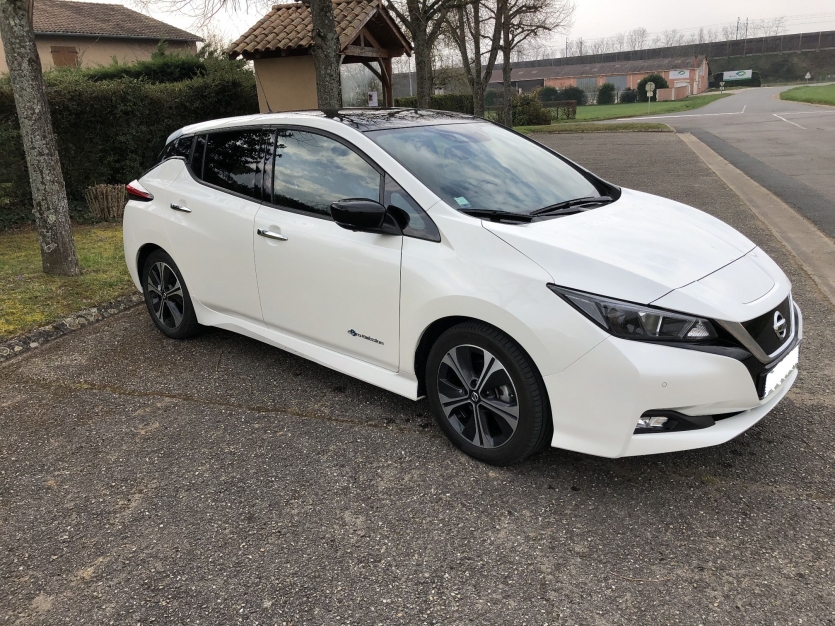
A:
[483,188,756,304]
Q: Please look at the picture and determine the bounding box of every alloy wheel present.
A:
[146,261,185,329]
[437,344,520,449]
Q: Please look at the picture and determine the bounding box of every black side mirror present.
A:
[330,199,401,235]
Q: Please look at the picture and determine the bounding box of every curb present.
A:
[0,292,143,364]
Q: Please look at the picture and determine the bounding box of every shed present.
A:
[228,0,411,112]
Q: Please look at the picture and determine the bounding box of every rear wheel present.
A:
[425,321,552,465]
[141,250,201,339]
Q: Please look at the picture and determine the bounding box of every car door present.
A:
[164,128,268,325]
[253,127,402,370]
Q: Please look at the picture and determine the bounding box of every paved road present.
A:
[626,86,835,239]
[2,134,835,625]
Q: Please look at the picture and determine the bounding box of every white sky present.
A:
[125,0,835,51]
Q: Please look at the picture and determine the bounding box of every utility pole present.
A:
[579,37,583,56]
[735,17,740,40]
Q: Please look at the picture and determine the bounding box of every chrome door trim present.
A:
[257,228,288,241]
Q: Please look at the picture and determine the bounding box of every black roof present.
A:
[332,108,477,132]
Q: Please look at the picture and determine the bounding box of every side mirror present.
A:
[330,199,401,235]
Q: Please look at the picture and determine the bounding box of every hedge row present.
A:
[394,93,474,114]
[0,69,258,229]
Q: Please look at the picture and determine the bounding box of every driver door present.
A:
[253,128,402,370]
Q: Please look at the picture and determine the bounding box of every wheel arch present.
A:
[136,243,163,277]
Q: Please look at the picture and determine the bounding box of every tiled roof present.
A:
[228,0,385,58]
[489,56,706,83]
[33,0,201,41]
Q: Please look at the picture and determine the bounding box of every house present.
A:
[0,0,201,74]
[228,0,411,112]
[488,56,710,98]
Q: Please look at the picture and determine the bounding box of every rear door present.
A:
[253,127,402,370]
[164,128,268,325]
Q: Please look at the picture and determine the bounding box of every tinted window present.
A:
[272,130,380,217]
[367,122,600,215]
[203,130,265,199]
[159,135,193,163]
[384,176,440,242]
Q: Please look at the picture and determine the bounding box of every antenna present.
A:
[254,69,275,113]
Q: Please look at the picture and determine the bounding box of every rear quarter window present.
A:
[158,135,194,163]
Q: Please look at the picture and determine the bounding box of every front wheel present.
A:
[141,250,201,339]
[425,321,552,465]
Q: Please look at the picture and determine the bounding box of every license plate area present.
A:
[761,345,800,399]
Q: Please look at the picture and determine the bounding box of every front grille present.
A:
[742,296,793,357]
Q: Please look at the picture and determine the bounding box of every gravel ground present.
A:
[1,133,833,625]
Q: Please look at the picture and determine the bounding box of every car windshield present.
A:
[366,122,601,215]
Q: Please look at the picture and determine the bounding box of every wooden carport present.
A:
[228,0,412,112]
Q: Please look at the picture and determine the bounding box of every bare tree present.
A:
[309,0,342,107]
[386,0,456,108]
[625,27,648,51]
[498,0,572,125]
[0,0,79,275]
[445,0,503,117]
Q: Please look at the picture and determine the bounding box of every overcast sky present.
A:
[132,0,835,51]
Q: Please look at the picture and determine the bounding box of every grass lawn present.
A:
[516,122,671,134]
[780,84,835,106]
[546,93,731,123]
[0,223,134,339]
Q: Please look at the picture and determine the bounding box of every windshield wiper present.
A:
[458,208,533,223]
[531,195,614,217]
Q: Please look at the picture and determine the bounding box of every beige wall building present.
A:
[0,0,200,74]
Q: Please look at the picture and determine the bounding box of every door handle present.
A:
[257,228,288,241]
[170,203,191,213]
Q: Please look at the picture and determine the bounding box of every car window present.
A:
[159,135,193,163]
[271,129,381,217]
[367,122,600,215]
[384,175,440,242]
[203,129,266,200]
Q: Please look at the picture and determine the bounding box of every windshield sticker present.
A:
[454,196,471,208]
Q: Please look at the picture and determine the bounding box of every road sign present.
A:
[805,72,812,82]
[646,82,655,93]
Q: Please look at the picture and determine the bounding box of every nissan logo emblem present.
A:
[773,311,787,340]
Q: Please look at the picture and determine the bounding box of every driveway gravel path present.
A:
[2,133,833,625]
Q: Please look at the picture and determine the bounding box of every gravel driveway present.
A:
[2,133,833,625]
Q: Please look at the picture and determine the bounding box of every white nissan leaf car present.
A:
[123,109,801,465]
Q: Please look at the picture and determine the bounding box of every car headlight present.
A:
[548,285,718,342]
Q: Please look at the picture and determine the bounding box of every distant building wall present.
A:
[0,35,195,74]
[253,55,318,113]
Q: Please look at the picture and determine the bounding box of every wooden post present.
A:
[382,56,393,107]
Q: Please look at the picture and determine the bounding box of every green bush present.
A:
[637,73,669,102]
[0,69,258,229]
[619,88,638,103]
[484,89,500,106]
[394,93,474,114]
[537,86,560,102]
[511,93,551,126]
[597,82,616,105]
[559,86,586,105]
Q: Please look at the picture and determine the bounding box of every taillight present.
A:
[126,180,153,201]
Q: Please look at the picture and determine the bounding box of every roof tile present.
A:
[33,0,200,41]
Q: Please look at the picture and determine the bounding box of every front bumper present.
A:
[543,304,802,458]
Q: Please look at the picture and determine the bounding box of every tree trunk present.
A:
[309,0,343,109]
[412,26,432,108]
[0,0,79,276]
[501,15,513,127]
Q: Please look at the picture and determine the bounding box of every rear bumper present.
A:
[543,306,801,458]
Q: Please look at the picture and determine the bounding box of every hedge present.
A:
[394,93,474,114]
[0,69,258,229]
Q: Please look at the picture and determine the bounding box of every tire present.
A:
[425,321,552,465]
[141,249,201,339]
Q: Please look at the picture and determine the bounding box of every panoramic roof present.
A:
[333,108,477,132]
